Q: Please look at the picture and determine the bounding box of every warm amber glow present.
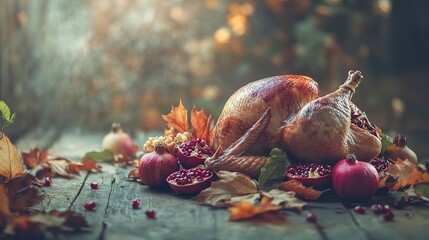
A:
[214,27,231,44]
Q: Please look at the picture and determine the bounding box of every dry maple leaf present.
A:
[162,100,189,134]
[0,134,24,180]
[228,196,281,221]
[194,171,258,207]
[21,146,49,169]
[191,106,213,144]
[386,159,429,191]
[37,158,101,178]
[6,174,44,213]
[262,189,306,210]
[278,180,324,200]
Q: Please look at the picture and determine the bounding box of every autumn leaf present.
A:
[262,189,307,210]
[5,174,44,212]
[228,196,280,221]
[128,169,139,179]
[37,158,101,178]
[79,159,102,172]
[0,184,12,225]
[22,146,49,169]
[4,210,89,237]
[278,180,324,200]
[194,171,258,207]
[162,100,189,134]
[46,160,71,177]
[386,159,429,191]
[191,106,213,143]
[0,133,24,180]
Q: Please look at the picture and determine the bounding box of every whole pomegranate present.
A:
[167,166,213,195]
[177,139,213,169]
[102,123,135,156]
[285,163,332,189]
[332,154,380,201]
[138,144,179,188]
[384,134,417,164]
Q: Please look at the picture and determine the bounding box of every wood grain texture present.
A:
[14,130,429,240]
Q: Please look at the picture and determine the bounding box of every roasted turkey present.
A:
[206,70,382,177]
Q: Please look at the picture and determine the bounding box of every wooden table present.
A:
[16,128,429,240]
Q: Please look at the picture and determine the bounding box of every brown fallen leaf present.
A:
[191,106,213,144]
[385,159,429,191]
[0,184,12,226]
[262,189,306,210]
[228,196,280,221]
[194,171,259,207]
[46,159,71,178]
[162,100,189,134]
[79,159,102,172]
[37,158,102,178]
[4,210,89,237]
[0,134,24,180]
[21,146,49,169]
[278,180,324,200]
[128,169,139,179]
[5,174,44,212]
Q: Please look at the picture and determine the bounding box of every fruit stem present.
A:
[346,153,357,163]
[155,143,166,154]
[393,134,407,148]
[111,123,122,133]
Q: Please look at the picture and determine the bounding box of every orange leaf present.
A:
[79,159,102,172]
[191,106,213,143]
[278,180,324,200]
[386,159,429,191]
[22,146,49,169]
[162,100,189,134]
[0,134,24,180]
[128,169,139,179]
[228,196,280,221]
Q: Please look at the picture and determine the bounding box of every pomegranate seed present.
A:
[371,204,384,214]
[145,210,156,219]
[354,205,366,214]
[306,213,317,223]
[44,177,52,187]
[383,211,395,221]
[132,198,140,209]
[90,182,99,189]
[382,204,391,213]
[84,201,96,211]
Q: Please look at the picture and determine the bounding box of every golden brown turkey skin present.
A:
[281,71,381,163]
[210,75,319,155]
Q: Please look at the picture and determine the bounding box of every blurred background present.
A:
[1,0,428,158]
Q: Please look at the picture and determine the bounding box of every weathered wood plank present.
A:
[305,192,368,240]
[37,130,105,211]
[102,166,324,240]
[348,192,429,240]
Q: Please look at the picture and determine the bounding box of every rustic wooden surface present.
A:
[15,128,429,240]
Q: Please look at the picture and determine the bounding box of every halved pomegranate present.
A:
[177,139,214,169]
[166,166,213,195]
[285,163,332,189]
[351,105,379,137]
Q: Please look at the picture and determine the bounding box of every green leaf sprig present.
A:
[258,148,291,190]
